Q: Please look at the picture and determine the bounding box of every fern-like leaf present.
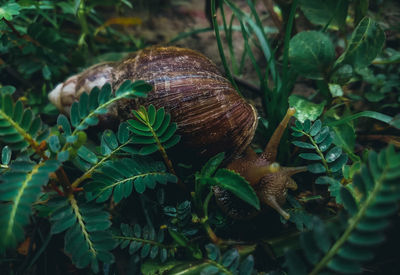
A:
[0,91,48,151]
[0,159,60,253]
[292,119,348,202]
[285,145,400,275]
[115,223,171,262]
[202,243,256,275]
[163,200,198,236]
[84,157,177,203]
[127,104,180,155]
[71,122,138,188]
[57,80,151,151]
[50,195,115,273]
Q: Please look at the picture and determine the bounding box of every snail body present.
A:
[49,46,305,219]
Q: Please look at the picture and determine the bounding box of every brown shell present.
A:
[49,46,258,160]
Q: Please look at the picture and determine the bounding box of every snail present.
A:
[49,46,306,219]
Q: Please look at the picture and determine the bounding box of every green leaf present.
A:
[289,31,335,79]
[57,115,71,136]
[49,135,61,152]
[336,17,385,71]
[0,95,44,150]
[330,64,353,85]
[340,187,358,216]
[128,105,180,155]
[303,119,311,133]
[201,152,225,177]
[42,65,51,80]
[77,146,98,165]
[70,103,80,127]
[214,169,260,210]
[0,160,60,253]
[130,80,153,96]
[205,243,220,261]
[289,95,326,122]
[221,248,239,267]
[286,145,400,274]
[325,146,342,163]
[308,163,326,174]
[292,141,315,149]
[329,154,348,172]
[1,146,11,165]
[326,111,398,130]
[85,157,176,203]
[299,153,321,161]
[50,197,115,272]
[117,122,130,144]
[328,84,343,97]
[0,1,21,21]
[309,120,322,136]
[239,255,255,275]
[332,124,359,162]
[299,0,348,29]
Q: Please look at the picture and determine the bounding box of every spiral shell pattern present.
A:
[49,46,258,159]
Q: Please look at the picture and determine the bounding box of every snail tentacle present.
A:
[262,107,296,161]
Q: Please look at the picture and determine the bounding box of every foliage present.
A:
[201,243,256,275]
[292,119,348,203]
[84,157,177,203]
[49,196,115,272]
[127,104,181,156]
[195,152,260,210]
[0,160,60,253]
[0,89,48,150]
[163,200,199,236]
[1,0,400,274]
[285,146,400,274]
[115,223,171,262]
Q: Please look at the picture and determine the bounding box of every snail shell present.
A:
[49,46,258,160]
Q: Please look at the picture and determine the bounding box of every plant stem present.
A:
[280,0,298,105]
[113,235,173,249]
[203,222,221,244]
[77,0,94,51]
[304,131,331,176]
[309,160,389,275]
[71,137,133,188]
[206,259,234,275]
[203,191,214,219]
[210,0,241,96]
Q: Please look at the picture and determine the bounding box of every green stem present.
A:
[69,194,97,256]
[280,0,298,105]
[71,137,133,188]
[205,259,234,275]
[113,235,172,249]
[211,0,242,96]
[220,4,238,74]
[304,131,331,176]
[203,222,220,244]
[61,92,132,152]
[203,191,214,220]
[77,0,94,51]
[309,160,389,275]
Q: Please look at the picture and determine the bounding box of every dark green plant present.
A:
[285,145,400,274]
[115,223,171,262]
[84,157,177,203]
[292,119,348,202]
[1,0,400,274]
[49,196,115,272]
[201,244,256,275]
